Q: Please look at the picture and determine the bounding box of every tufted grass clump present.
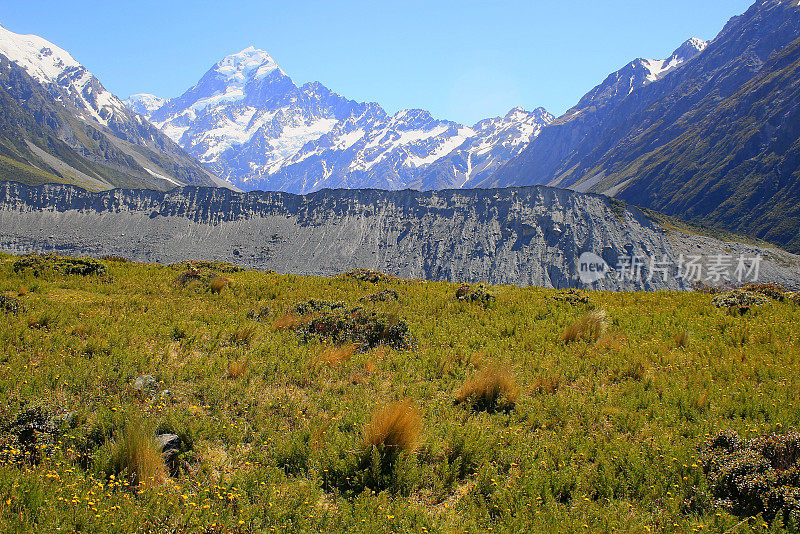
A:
[209,275,230,294]
[454,365,518,413]
[95,420,166,489]
[563,309,608,344]
[363,400,422,453]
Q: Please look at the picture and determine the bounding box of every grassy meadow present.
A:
[0,252,799,533]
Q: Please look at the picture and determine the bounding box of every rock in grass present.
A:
[155,433,181,453]
[132,375,158,396]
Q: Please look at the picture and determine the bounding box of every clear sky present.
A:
[2,0,754,125]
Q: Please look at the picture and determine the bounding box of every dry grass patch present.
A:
[273,313,309,331]
[209,275,231,294]
[363,400,422,452]
[227,357,249,379]
[318,344,357,367]
[99,421,167,489]
[455,365,518,413]
[563,309,608,344]
[674,329,691,348]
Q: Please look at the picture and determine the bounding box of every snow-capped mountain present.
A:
[0,23,130,126]
[0,23,229,190]
[131,47,553,193]
[125,93,168,116]
[565,38,708,119]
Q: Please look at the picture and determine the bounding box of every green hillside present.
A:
[1,253,800,532]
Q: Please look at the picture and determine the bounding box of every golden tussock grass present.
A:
[673,329,691,348]
[532,375,561,395]
[227,357,249,379]
[209,276,231,294]
[563,309,608,344]
[17,286,28,296]
[318,344,357,367]
[114,422,167,489]
[363,400,422,452]
[455,364,518,412]
[273,313,309,331]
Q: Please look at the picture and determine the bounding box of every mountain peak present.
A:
[215,46,283,82]
[669,37,709,63]
[0,23,83,86]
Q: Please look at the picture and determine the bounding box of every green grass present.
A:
[1,252,799,532]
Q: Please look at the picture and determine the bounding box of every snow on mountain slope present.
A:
[125,93,168,116]
[566,37,709,118]
[0,23,129,125]
[0,23,230,190]
[134,47,553,193]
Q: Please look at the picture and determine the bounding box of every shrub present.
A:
[169,260,243,273]
[293,299,345,316]
[788,292,800,306]
[209,275,230,294]
[342,268,395,284]
[12,253,106,277]
[360,289,400,303]
[246,306,271,321]
[552,289,591,305]
[174,270,203,287]
[455,283,495,305]
[700,430,800,525]
[101,255,129,263]
[563,309,608,344]
[300,307,412,350]
[454,365,518,413]
[0,294,23,314]
[743,283,787,302]
[712,290,769,314]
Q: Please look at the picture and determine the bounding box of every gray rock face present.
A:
[1,181,799,290]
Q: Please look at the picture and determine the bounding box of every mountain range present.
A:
[1,0,799,254]
[483,0,800,253]
[126,47,554,193]
[0,24,231,191]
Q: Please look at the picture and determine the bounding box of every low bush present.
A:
[552,289,591,305]
[300,307,412,350]
[12,253,106,277]
[169,260,244,273]
[0,294,22,314]
[342,268,395,284]
[455,283,495,305]
[360,289,400,302]
[700,430,800,526]
[712,289,769,314]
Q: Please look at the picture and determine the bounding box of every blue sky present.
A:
[3,0,753,125]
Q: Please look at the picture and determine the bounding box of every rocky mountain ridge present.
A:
[2,181,798,290]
